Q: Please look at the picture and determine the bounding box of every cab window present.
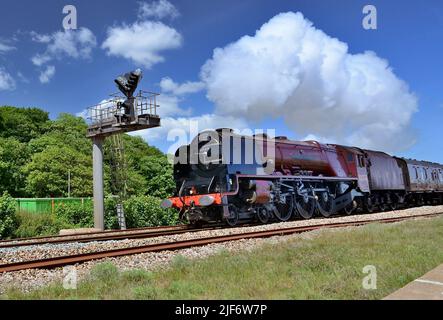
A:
[357,155,365,167]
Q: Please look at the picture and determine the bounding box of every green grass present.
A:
[4,216,443,300]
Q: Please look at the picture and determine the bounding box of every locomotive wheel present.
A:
[343,202,355,215]
[257,206,270,224]
[316,191,335,218]
[364,197,375,213]
[273,194,294,222]
[295,194,315,219]
[417,195,425,206]
[225,205,239,227]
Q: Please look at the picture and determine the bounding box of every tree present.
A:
[137,155,175,198]
[0,137,29,197]
[0,112,4,132]
[25,145,92,197]
[104,134,171,197]
[27,113,91,155]
[0,107,175,200]
[122,135,174,197]
[0,106,49,142]
[0,192,17,238]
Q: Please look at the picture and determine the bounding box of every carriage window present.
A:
[414,167,419,179]
[422,168,428,180]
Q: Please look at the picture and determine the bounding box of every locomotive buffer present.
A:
[86,69,161,230]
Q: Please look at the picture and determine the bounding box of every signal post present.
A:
[86,69,161,230]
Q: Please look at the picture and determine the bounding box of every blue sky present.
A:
[0,0,442,162]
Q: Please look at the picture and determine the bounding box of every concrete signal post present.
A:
[86,69,161,230]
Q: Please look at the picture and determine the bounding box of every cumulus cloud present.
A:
[102,21,182,68]
[0,69,16,91]
[160,77,205,95]
[134,114,249,146]
[31,28,97,66]
[39,65,56,84]
[138,0,179,20]
[157,93,193,117]
[201,12,418,152]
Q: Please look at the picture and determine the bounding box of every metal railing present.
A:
[87,91,160,125]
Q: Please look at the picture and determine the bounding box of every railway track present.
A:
[0,224,191,248]
[0,223,231,249]
[0,212,441,273]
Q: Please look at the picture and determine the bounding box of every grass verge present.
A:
[3,216,443,299]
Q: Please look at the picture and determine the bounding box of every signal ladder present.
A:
[109,134,128,230]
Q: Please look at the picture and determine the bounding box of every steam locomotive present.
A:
[161,128,443,226]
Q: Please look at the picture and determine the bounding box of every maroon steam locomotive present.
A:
[161,128,443,226]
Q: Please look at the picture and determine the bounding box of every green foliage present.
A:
[124,195,178,228]
[137,155,175,198]
[25,145,93,197]
[54,201,93,227]
[14,211,73,238]
[28,113,91,155]
[0,106,178,236]
[104,196,119,229]
[0,112,4,132]
[0,192,18,238]
[0,137,29,196]
[0,106,49,142]
[0,107,174,200]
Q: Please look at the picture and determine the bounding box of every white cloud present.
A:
[17,72,30,83]
[160,77,205,95]
[138,0,179,20]
[0,42,15,54]
[30,31,51,43]
[0,69,16,91]
[134,113,249,145]
[31,28,97,66]
[157,93,192,117]
[76,97,125,120]
[102,21,182,68]
[200,12,418,153]
[39,65,56,84]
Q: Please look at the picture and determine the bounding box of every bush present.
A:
[123,195,178,228]
[54,201,93,227]
[104,195,119,230]
[14,211,73,238]
[0,192,17,238]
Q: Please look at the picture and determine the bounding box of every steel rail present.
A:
[0,224,229,249]
[0,226,195,249]
[0,224,189,245]
[0,212,441,273]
